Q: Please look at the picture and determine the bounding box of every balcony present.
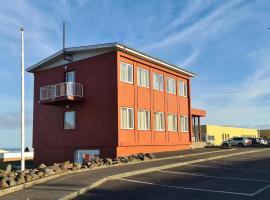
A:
[39,82,83,104]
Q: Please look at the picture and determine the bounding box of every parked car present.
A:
[256,138,268,145]
[221,137,251,147]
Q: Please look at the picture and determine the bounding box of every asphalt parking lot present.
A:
[75,149,270,200]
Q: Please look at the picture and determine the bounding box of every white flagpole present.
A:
[20,27,25,171]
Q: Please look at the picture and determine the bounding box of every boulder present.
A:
[37,171,44,178]
[9,179,17,187]
[5,164,12,172]
[0,178,9,189]
[73,163,82,170]
[25,175,32,182]
[146,153,155,159]
[137,153,145,161]
[43,168,55,177]
[61,162,73,170]
[38,163,46,170]
[104,158,113,165]
[30,172,40,180]
[16,173,25,185]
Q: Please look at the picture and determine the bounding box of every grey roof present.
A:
[26,42,197,77]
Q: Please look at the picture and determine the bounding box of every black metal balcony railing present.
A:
[40,82,83,103]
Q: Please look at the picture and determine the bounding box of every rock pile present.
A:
[0,153,155,190]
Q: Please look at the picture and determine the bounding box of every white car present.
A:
[257,138,268,145]
[221,137,251,147]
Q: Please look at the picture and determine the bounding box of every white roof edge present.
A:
[26,42,197,77]
[115,44,196,77]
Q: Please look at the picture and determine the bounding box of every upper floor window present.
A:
[167,77,176,94]
[168,114,177,132]
[64,111,75,130]
[153,73,164,91]
[120,107,134,129]
[120,62,133,84]
[179,81,187,97]
[138,110,150,130]
[66,71,75,82]
[154,112,165,131]
[137,67,149,88]
[180,115,189,132]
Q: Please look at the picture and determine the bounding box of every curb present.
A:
[0,148,235,197]
[59,148,270,200]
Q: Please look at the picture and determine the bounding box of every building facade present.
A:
[259,129,270,139]
[201,125,259,146]
[27,43,205,164]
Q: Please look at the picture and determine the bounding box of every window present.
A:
[120,62,133,84]
[154,112,165,131]
[137,67,149,88]
[66,71,75,82]
[168,114,177,132]
[179,81,187,97]
[120,107,134,129]
[180,115,189,132]
[138,110,150,130]
[153,73,164,91]
[64,111,75,130]
[167,77,176,94]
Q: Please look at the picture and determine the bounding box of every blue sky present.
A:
[0,0,270,148]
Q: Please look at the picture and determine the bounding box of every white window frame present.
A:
[120,107,134,129]
[179,80,187,97]
[154,112,165,131]
[120,62,133,84]
[66,71,75,83]
[137,67,150,88]
[180,115,189,132]
[167,77,176,94]
[138,109,150,130]
[153,73,164,91]
[64,111,76,130]
[168,114,177,132]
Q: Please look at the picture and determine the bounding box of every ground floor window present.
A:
[154,112,165,131]
[168,114,177,132]
[121,107,134,129]
[64,111,75,129]
[138,110,150,130]
[180,115,189,132]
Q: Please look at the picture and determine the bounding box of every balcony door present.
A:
[65,71,75,96]
[66,71,75,82]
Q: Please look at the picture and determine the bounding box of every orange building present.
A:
[27,42,206,164]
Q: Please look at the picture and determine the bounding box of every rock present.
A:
[146,153,155,159]
[137,153,145,161]
[61,162,73,170]
[0,178,10,189]
[38,163,46,170]
[43,168,55,177]
[74,163,82,170]
[9,179,17,187]
[120,157,129,163]
[16,173,25,185]
[25,175,32,182]
[37,171,44,178]
[104,158,113,165]
[86,162,92,167]
[30,172,40,180]
[5,164,12,172]
[23,169,30,174]
[53,163,60,167]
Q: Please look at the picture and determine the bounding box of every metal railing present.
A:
[40,82,83,101]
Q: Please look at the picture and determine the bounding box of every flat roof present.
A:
[26,42,197,77]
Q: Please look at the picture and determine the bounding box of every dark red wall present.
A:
[33,51,118,164]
